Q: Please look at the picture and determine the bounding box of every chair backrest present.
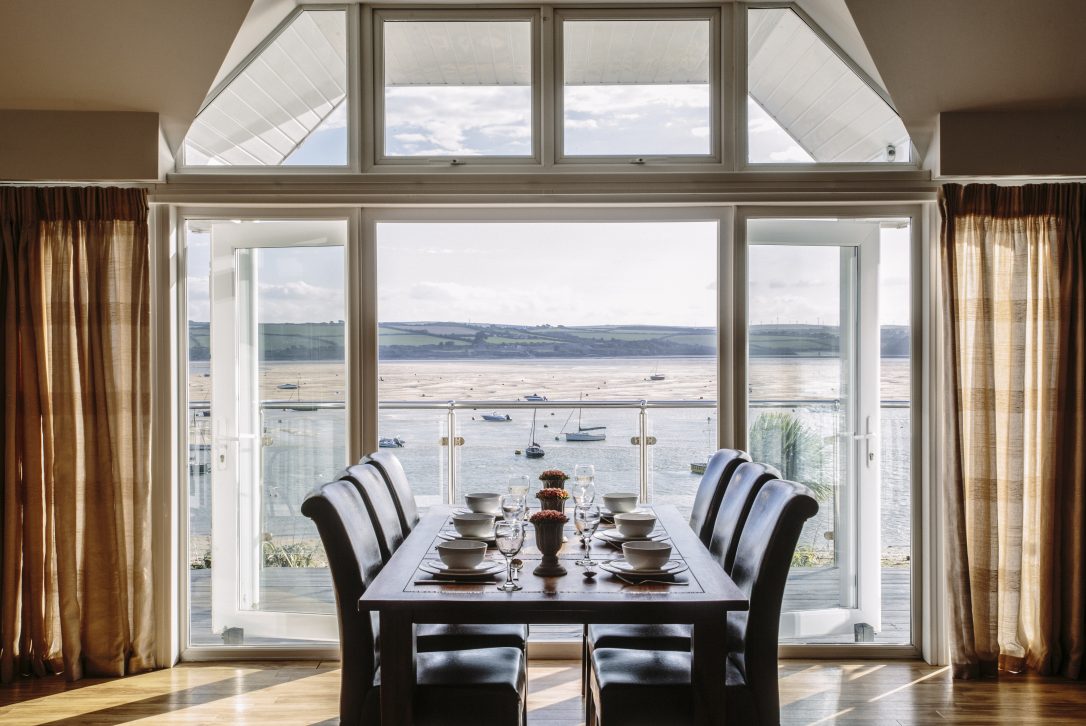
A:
[689,449,751,545]
[363,451,420,534]
[727,479,818,725]
[301,479,384,725]
[708,462,780,573]
[342,463,406,562]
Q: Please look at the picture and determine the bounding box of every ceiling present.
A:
[3,0,1085,175]
[845,0,1086,163]
[0,0,253,153]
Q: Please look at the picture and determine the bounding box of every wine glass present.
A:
[495,520,525,592]
[574,504,601,566]
[508,475,530,521]
[500,493,525,523]
[573,464,596,506]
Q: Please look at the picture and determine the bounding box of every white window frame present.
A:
[553,6,724,166]
[737,2,921,171]
[734,204,925,658]
[370,8,544,168]
[175,4,361,174]
[174,207,363,661]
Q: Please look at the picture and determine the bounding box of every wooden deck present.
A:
[189,566,911,646]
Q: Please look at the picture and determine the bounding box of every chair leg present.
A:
[585,678,597,726]
[581,624,588,696]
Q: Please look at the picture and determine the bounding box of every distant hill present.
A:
[188,321,909,361]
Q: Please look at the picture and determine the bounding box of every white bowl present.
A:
[614,512,656,538]
[603,493,639,514]
[437,540,488,569]
[464,492,501,514]
[452,512,496,538]
[622,541,672,571]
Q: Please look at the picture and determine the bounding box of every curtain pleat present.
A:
[941,183,1086,680]
[0,187,152,682]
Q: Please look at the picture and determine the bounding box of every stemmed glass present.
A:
[508,475,530,521]
[500,493,526,523]
[574,504,601,567]
[495,520,525,592]
[573,464,596,506]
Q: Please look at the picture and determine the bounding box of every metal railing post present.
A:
[446,402,457,505]
[638,400,649,503]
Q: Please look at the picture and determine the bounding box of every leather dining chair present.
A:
[688,449,751,546]
[585,462,781,656]
[340,462,529,653]
[301,479,527,726]
[586,479,819,726]
[361,450,420,534]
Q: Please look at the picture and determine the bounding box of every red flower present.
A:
[535,488,570,500]
[530,510,568,524]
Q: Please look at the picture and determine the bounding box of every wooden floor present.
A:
[1,660,1083,725]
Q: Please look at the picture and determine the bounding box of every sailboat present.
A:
[649,364,665,381]
[525,409,545,458]
[563,395,606,442]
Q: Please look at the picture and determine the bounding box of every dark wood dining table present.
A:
[359,504,748,726]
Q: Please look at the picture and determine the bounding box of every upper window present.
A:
[378,14,536,160]
[747,8,911,164]
[559,14,716,159]
[182,9,348,167]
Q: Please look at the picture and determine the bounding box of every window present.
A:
[559,13,716,159]
[182,9,348,167]
[377,13,537,160]
[747,8,911,164]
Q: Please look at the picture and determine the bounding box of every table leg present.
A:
[379,610,416,725]
[691,613,727,726]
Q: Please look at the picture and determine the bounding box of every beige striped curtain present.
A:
[0,187,153,682]
[941,183,1086,679]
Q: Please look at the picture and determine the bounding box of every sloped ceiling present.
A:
[845,0,1086,163]
[0,0,253,154]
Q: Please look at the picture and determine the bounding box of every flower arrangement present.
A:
[530,509,568,525]
[535,487,570,501]
[538,469,569,485]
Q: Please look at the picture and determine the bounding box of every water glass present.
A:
[508,475,530,520]
[573,464,596,505]
[500,493,526,522]
[574,504,601,566]
[495,520,525,592]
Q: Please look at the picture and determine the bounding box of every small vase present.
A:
[532,522,567,576]
[540,497,566,514]
[542,479,566,490]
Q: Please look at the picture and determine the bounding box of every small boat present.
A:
[482,412,512,422]
[524,410,545,458]
[278,383,300,390]
[563,396,606,441]
[379,437,405,448]
[649,373,666,381]
[524,393,547,402]
[690,462,707,475]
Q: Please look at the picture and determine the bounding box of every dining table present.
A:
[359,503,748,726]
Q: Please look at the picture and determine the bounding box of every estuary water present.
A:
[188,356,911,560]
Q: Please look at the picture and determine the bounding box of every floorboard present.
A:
[1,660,1082,725]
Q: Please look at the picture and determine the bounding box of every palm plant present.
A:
[748,411,832,501]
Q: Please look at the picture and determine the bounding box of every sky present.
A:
[187,218,910,329]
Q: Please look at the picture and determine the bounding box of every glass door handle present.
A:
[850,417,877,467]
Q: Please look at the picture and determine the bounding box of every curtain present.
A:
[940,183,1086,679]
[0,186,153,682]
